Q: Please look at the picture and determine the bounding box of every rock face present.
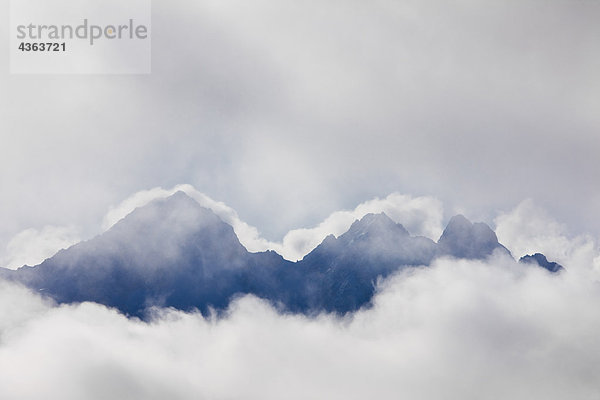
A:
[10,192,293,316]
[0,192,556,318]
[519,253,564,273]
[298,213,437,313]
[437,215,511,259]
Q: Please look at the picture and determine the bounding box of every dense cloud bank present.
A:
[2,251,600,399]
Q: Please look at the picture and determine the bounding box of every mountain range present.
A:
[0,192,562,318]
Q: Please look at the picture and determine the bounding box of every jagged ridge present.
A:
[0,192,561,318]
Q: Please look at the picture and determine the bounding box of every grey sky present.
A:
[1,3,600,396]
[1,0,599,253]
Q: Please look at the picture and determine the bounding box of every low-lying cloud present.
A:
[1,226,600,399]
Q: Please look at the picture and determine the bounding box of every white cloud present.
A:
[100,183,278,253]
[495,200,600,278]
[0,280,52,333]
[1,226,80,270]
[2,248,600,399]
[274,192,444,261]
[101,185,444,261]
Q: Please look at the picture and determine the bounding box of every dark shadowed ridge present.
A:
[0,193,559,319]
[299,212,437,313]
[519,253,564,273]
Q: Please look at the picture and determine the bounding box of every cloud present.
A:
[495,199,600,278]
[1,0,599,394]
[101,185,444,260]
[2,247,600,399]
[274,192,444,261]
[1,225,80,270]
[1,0,599,255]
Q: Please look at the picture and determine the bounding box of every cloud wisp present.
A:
[2,185,442,269]
[100,184,445,262]
[0,225,80,270]
[5,184,598,271]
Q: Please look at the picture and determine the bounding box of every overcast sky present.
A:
[2,2,600,397]
[1,0,599,258]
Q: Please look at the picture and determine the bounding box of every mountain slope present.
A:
[299,213,437,312]
[519,253,564,273]
[437,214,511,259]
[10,192,293,316]
[1,193,557,318]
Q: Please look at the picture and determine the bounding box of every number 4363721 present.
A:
[18,42,66,52]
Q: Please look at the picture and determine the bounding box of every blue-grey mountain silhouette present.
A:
[0,192,560,318]
[437,214,511,259]
[298,212,437,313]
[519,253,564,273]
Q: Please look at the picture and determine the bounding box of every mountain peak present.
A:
[519,253,564,273]
[437,214,510,259]
[165,190,198,205]
[151,191,208,215]
[111,191,221,234]
[65,190,248,275]
[444,214,472,230]
[345,212,409,238]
